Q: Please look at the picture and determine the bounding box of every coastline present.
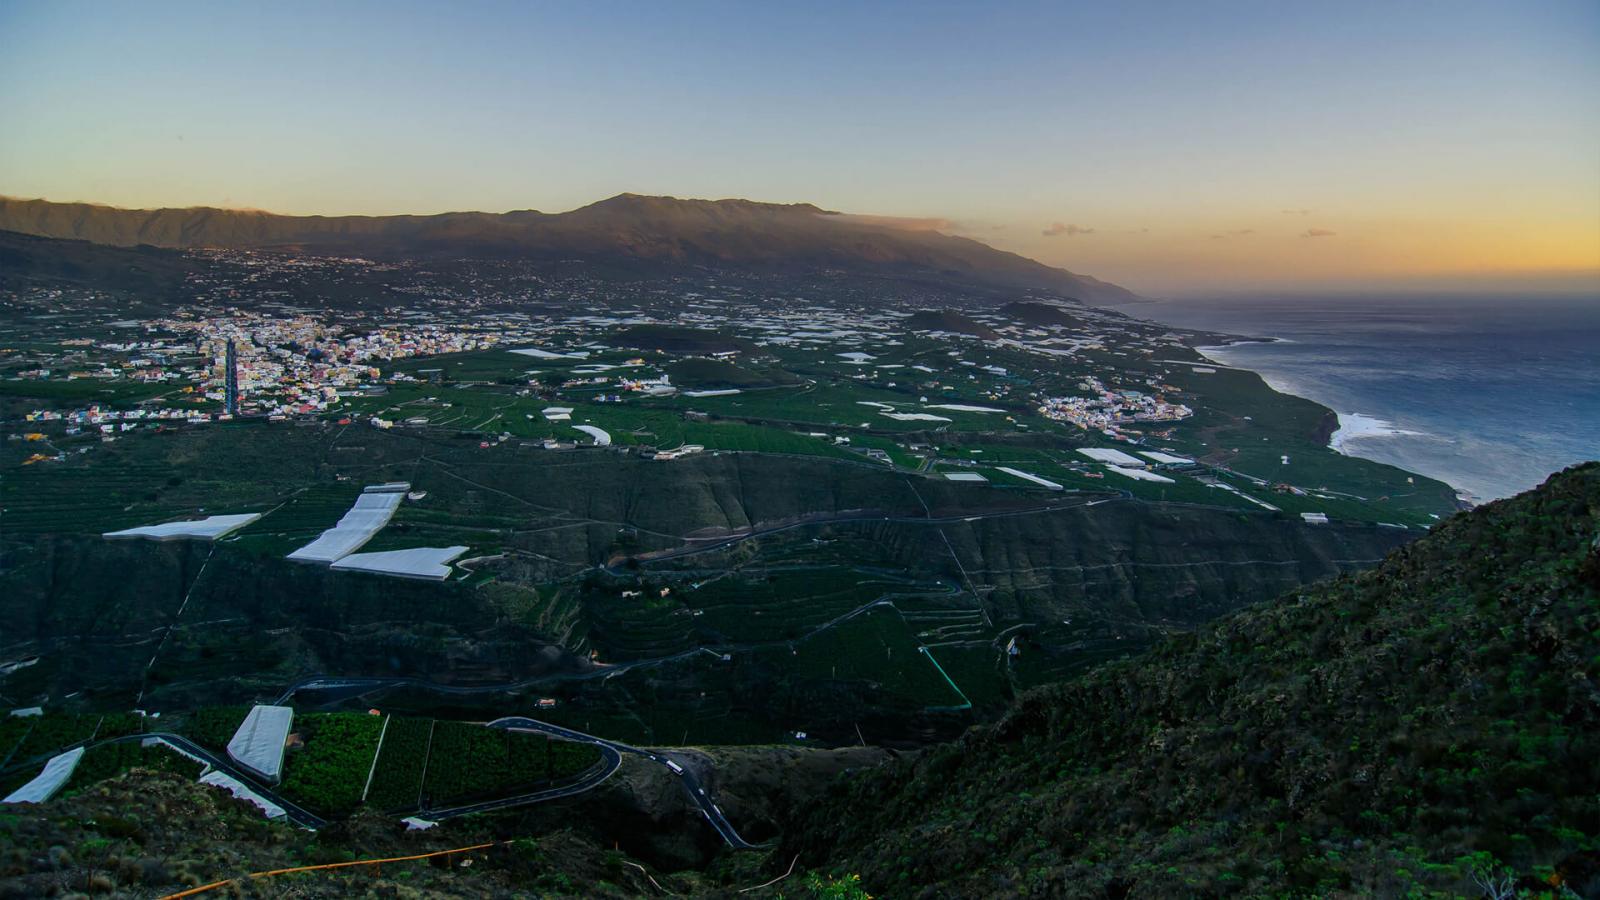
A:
[1190,339,1476,508]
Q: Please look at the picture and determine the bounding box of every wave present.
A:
[1329,413,1425,453]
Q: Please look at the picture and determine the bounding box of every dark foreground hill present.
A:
[0,194,1136,302]
[782,462,1600,897]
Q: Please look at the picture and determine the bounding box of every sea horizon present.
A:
[1130,293,1600,503]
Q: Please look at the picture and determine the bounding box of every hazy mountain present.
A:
[0,193,1137,302]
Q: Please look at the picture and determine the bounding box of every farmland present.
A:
[363,716,433,812]
[279,712,385,817]
[420,721,602,808]
[3,264,1455,761]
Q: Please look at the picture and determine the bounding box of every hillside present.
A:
[782,463,1600,897]
[0,229,193,296]
[0,194,1137,302]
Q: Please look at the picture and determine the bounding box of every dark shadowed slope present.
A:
[783,463,1600,898]
[0,229,193,295]
[0,194,1137,302]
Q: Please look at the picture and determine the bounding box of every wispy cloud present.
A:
[832,213,953,232]
[1281,208,1312,215]
[1043,222,1094,237]
[1210,229,1255,240]
[1301,228,1336,238]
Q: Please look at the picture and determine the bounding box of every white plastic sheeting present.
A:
[104,513,261,541]
[199,770,286,819]
[944,472,988,482]
[286,492,403,564]
[1,746,84,804]
[572,425,612,446]
[1106,466,1175,483]
[330,546,469,581]
[996,467,1063,490]
[1077,447,1146,467]
[925,404,1006,413]
[1139,451,1195,465]
[511,347,590,359]
[682,389,741,398]
[227,705,293,783]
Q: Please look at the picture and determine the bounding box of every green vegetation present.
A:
[180,706,251,752]
[65,742,203,793]
[787,463,1600,897]
[421,722,601,807]
[364,716,432,812]
[278,713,384,818]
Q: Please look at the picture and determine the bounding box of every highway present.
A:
[487,716,762,849]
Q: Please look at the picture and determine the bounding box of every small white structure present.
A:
[287,491,404,564]
[1106,466,1175,483]
[1138,451,1194,466]
[944,472,988,482]
[1077,447,1146,467]
[227,705,294,783]
[542,406,574,421]
[511,347,589,360]
[1300,512,1330,525]
[997,467,1063,490]
[104,513,261,542]
[200,770,286,819]
[1,747,84,804]
[573,425,612,446]
[330,546,469,581]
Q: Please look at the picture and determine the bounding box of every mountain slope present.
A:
[0,229,193,295]
[783,463,1600,897]
[0,194,1136,302]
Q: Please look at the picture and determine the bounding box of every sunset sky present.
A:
[1,0,1595,296]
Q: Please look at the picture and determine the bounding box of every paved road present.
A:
[487,716,762,849]
[97,732,329,829]
[422,742,623,820]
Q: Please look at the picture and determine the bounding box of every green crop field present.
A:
[363,716,432,812]
[420,721,601,807]
[278,712,385,818]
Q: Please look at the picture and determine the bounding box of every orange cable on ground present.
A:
[160,840,502,898]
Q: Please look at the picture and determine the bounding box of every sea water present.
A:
[1130,294,1600,503]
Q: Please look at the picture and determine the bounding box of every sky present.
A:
[1,0,1596,296]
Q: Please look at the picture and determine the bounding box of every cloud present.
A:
[1300,228,1337,238]
[1210,229,1255,240]
[831,213,953,232]
[1043,222,1094,237]
[1281,208,1312,215]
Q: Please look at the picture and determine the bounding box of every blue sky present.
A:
[2,0,1596,294]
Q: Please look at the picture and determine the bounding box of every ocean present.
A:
[1129,294,1600,503]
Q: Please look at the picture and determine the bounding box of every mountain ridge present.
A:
[0,194,1137,302]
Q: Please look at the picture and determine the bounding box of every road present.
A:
[94,732,329,829]
[487,716,762,849]
[422,742,624,820]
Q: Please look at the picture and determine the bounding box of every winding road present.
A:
[486,716,760,849]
